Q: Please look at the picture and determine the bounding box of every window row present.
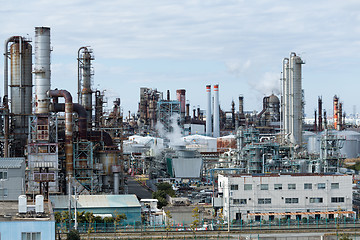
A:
[234,182,340,191]
[231,196,345,205]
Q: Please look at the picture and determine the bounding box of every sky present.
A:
[1,0,360,118]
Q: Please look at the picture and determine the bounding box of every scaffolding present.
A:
[157,100,180,132]
[73,141,96,193]
[320,131,345,173]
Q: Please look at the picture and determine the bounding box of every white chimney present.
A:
[206,85,212,136]
[213,84,220,138]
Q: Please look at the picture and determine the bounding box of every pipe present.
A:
[48,90,73,177]
[114,173,119,195]
[53,103,88,139]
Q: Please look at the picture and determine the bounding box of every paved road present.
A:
[126,176,153,199]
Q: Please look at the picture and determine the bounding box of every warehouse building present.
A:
[50,194,141,224]
[217,173,354,222]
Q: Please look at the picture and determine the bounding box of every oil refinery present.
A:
[1,26,360,239]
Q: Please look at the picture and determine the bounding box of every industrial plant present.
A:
[1,27,360,238]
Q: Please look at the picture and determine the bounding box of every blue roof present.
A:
[0,158,24,168]
[50,194,141,209]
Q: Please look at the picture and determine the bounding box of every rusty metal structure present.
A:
[0,27,125,198]
[78,47,94,125]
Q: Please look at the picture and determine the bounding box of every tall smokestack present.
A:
[206,85,212,136]
[238,95,244,115]
[34,27,51,114]
[213,84,220,138]
[314,110,317,132]
[167,90,170,101]
[338,102,343,131]
[318,97,323,132]
[333,95,339,130]
[176,89,186,122]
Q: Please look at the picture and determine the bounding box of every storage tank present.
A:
[99,151,117,175]
[336,130,360,159]
[35,195,44,213]
[18,195,27,213]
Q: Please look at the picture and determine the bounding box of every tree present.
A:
[152,190,168,209]
[164,210,173,239]
[157,182,175,197]
[67,229,80,240]
[114,211,127,232]
[190,207,200,236]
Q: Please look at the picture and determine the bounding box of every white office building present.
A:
[217,173,354,222]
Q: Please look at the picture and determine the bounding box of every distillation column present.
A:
[289,53,304,146]
[78,47,94,125]
[34,27,51,114]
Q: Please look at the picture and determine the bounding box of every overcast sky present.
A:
[1,0,360,118]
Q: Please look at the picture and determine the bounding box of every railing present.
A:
[56,217,360,234]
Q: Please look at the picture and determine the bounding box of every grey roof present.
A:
[50,194,141,209]
[0,158,24,168]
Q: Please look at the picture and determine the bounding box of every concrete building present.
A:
[50,194,141,224]
[217,173,354,222]
[0,199,55,239]
[0,158,25,200]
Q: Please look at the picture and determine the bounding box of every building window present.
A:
[285,198,299,204]
[0,171,7,180]
[230,184,238,190]
[258,198,271,204]
[304,183,312,189]
[318,183,326,189]
[288,184,296,190]
[331,197,345,203]
[260,184,268,190]
[274,184,282,190]
[331,183,339,189]
[21,232,41,240]
[233,199,247,204]
[244,184,252,191]
[310,197,323,203]
[0,189,8,198]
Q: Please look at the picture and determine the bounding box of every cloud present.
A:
[2,0,360,116]
[249,72,281,96]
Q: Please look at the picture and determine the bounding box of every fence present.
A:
[56,217,360,234]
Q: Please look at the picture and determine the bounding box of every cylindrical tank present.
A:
[34,27,51,114]
[268,94,280,121]
[99,151,117,175]
[289,53,304,146]
[213,84,220,138]
[206,85,212,136]
[10,40,32,142]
